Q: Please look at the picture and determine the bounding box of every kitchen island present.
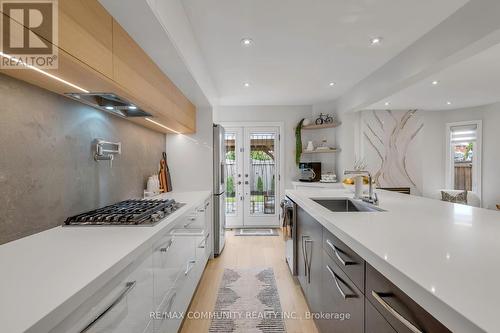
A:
[286,189,499,333]
[0,191,211,333]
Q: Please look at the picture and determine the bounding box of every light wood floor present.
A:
[180,229,318,333]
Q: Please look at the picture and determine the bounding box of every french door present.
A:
[224,126,280,227]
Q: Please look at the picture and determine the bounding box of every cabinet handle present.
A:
[160,238,174,253]
[326,239,355,266]
[304,238,313,284]
[184,216,197,228]
[198,233,210,248]
[159,290,177,315]
[326,265,357,300]
[371,291,423,333]
[301,235,307,277]
[80,281,136,333]
[184,260,196,275]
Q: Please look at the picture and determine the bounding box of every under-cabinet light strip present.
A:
[0,52,89,93]
[145,118,181,134]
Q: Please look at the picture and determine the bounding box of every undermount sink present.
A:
[312,198,385,212]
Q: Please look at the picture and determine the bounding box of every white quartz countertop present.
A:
[285,189,500,333]
[0,191,211,333]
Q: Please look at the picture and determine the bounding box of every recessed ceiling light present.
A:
[432,80,439,85]
[384,102,390,106]
[240,38,254,47]
[446,101,452,105]
[243,82,250,87]
[105,106,114,110]
[370,37,383,45]
[329,82,335,87]
[128,105,137,110]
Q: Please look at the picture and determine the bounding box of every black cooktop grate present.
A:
[64,199,184,226]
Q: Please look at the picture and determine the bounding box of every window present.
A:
[445,121,482,198]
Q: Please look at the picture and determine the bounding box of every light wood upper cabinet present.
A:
[0,1,196,134]
[2,0,114,78]
[57,0,113,78]
[112,21,196,133]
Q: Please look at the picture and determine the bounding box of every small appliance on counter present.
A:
[299,162,321,182]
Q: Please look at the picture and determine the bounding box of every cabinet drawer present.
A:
[152,235,186,308]
[182,205,206,230]
[51,250,154,333]
[365,298,397,333]
[319,251,363,333]
[366,264,451,333]
[323,227,365,292]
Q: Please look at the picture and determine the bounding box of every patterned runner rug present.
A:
[209,267,286,333]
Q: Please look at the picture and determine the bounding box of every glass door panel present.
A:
[244,127,280,226]
[224,128,244,227]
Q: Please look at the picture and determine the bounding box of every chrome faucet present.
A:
[344,170,379,205]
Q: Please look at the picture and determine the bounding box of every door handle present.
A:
[371,291,423,333]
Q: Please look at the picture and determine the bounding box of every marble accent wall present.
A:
[362,110,423,194]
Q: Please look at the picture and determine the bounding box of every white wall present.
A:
[420,103,500,209]
[314,101,361,178]
[166,106,214,192]
[330,102,500,209]
[214,106,313,189]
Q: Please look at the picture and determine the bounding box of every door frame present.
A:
[220,122,285,228]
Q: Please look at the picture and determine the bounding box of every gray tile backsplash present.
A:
[0,74,166,244]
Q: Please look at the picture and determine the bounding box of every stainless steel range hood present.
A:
[65,93,152,118]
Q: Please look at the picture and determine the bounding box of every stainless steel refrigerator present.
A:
[213,124,226,256]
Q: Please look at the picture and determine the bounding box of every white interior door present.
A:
[224,126,280,228]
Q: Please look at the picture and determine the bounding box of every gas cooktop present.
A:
[64,199,185,226]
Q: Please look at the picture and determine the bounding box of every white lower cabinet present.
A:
[50,249,155,333]
[51,196,212,333]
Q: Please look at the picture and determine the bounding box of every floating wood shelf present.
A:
[302,148,340,154]
[301,122,341,130]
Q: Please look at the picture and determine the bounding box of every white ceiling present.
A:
[181,0,468,106]
[366,41,500,111]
